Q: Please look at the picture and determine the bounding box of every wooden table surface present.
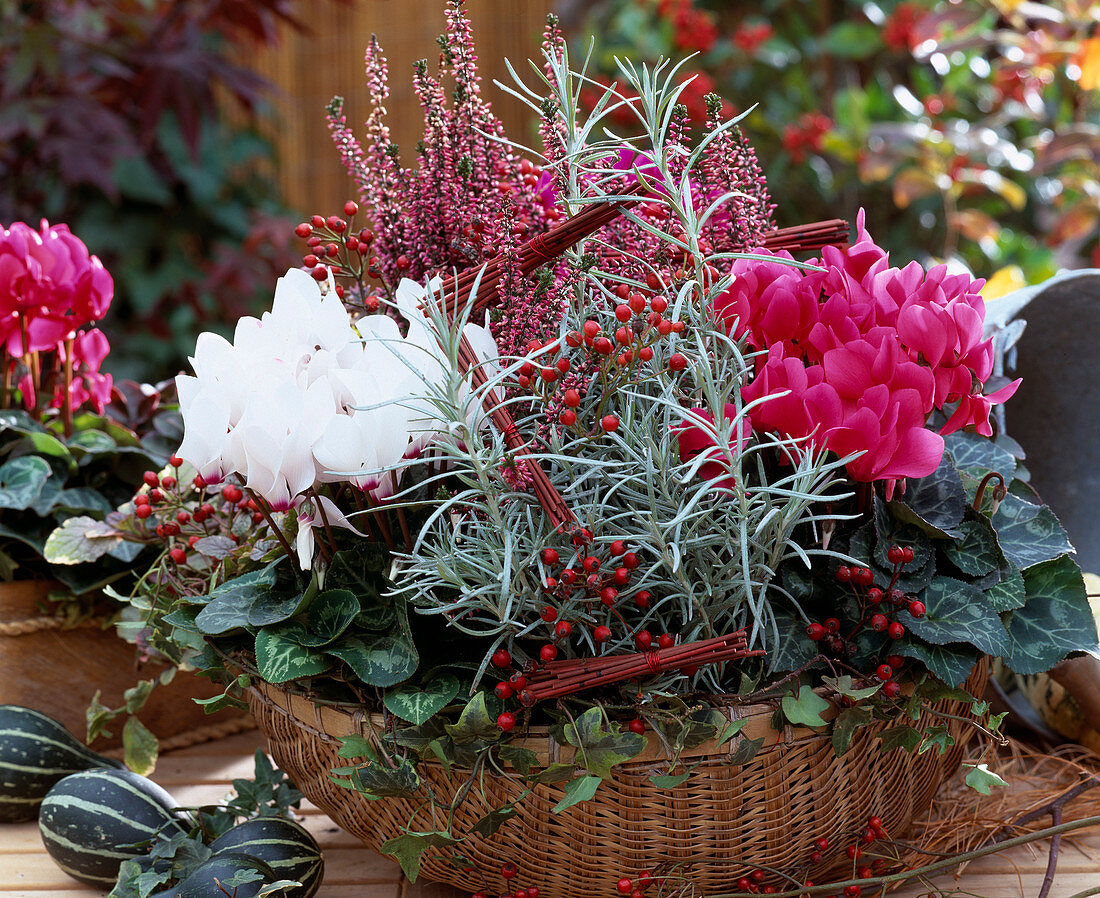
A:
[2,731,1097,898]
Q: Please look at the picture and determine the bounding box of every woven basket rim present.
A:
[246,658,988,768]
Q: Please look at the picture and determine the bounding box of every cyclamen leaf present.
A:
[887,453,966,536]
[326,635,417,687]
[945,430,1016,483]
[992,492,1074,571]
[985,562,1028,613]
[552,775,602,814]
[943,518,1000,576]
[0,456,51,509]
[195,562,279,607]
[896,640,981,688]
[897,577,1011,657]
[383,673,461,725]
[781,685,831,728]
[254,628,333,684]
[304,589,361,644]
[1003,556,1097,675]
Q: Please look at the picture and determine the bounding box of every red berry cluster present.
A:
[293,202,383,310]
[804,545,925,692]
[469,861,541,898]
[127,461,264,571]
[512,282,688,436]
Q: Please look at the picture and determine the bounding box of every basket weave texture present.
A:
[247,660,987,897]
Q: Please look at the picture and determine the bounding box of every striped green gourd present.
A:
[38,768,187,888]
[170,853,280,898]
[208,817,324,897]
[0,704,123,823]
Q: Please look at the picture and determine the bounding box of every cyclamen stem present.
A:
[307,488,335,565]
[244,488,305,587]
[61,335,74,438]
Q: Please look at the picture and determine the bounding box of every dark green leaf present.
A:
[823,676,881,701]
[254,628,333,683]
[337,735,379,761]
[649,771,691,789]
[898,577,1011,656]
[194,593,257,635]
[946,430,1016,483]
[0,456,50,509]
[820,21,881,59]
[727,736,765,765]
[247,587,309,627]
[552,775,602,814]
[874,498,936,567]
[918,725,955,755]
[327,634,418,687]
[380,831,458,882]
[304,589,361,644]
[878,725,921,752]
[781,685,830,727]
[984,562,1027,612]
[445,692,500,743]
[498,744,539,775]
[888,453,967,536]
[350,758,420,798]
[832,706,873,756]
[470,803,519,838]
[1003,556,1097,675]
[992,493,1074,571]
[383,673,461,725]
[768,607,817,671]
[194,562,280,606]
[55,487,112,514]
[943,518,1000,576]
[895,640,980,687]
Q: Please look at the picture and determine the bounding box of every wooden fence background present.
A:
[244,0,555,217]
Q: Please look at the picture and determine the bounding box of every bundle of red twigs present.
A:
[520,632,764,703]
[760,218,850,254]
[442,183,643,318]
[428,185,643,533]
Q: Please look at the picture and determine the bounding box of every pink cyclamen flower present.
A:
[0,220,113,355]
[674,404,753,490]
[719,209,1018,483]
[53,329,114,414]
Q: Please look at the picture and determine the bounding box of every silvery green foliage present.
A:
[387,55,854,691]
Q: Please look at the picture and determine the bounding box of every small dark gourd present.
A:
[0,704,123,822]
[169,852,280,898]
[38,768,186,887]
[208,816,323,897]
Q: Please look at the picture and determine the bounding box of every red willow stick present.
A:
[427,185,645,532]
[761,218,850,253]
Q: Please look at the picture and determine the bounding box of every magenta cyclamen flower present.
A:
[0,220,113,355]
[720,211,1019,484]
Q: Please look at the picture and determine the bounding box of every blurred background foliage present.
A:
[567,0,1100,289]
[2,0,1097,381]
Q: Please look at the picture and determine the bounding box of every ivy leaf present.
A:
[445,692,500,744]
[254,628,333,683]
[1003,556,1097,675]
[552,775,602,814]
[122,717,159,776]
[303,589,360,644]
[992,492,1074,571]
[349,758,420,798]
[943,518,1000,576]
[780,686,831,727]
[964,763,1008,795]
[650,771,691,789]
[383,673,461,725]
[715,717,747,747]
[918,725,955,755]
[888,453,966,536]
[727,736,765,765]
[337,735,379,761]
[498,744,539,776]
[44,516,122,564]
[823,675,881,701]
[832,706,873,756]
[897,577,1011,657]
[896,640,980,688]
[326,634,417,687]
[380,830,458,882]
[0,456,51,509]
[878,725,921,752]
[470,803,520,838]
[561,707,645,778]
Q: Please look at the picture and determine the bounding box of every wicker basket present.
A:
[247,659,987,896]
[0,580,249,749]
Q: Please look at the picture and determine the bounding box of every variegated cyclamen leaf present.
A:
[887,453,966,536]
[984,562,1027,613]
[992,492,1074,571]
[943,518,1000,577]
[255,627,333,683]
[304,589,361,644]
[1003,556,1097,675]
[897,577,1011,657]
[326,634,417,687]
[0,456,51,509]
[895,639,980,688]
